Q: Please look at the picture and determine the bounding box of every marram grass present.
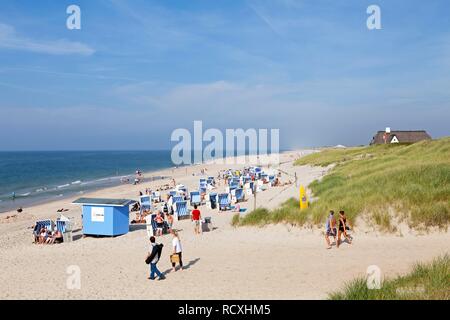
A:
[329,255,450,300]
[233,138,450,229]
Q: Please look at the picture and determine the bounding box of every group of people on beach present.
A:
[34,226,63,245]
[324,210,352,249]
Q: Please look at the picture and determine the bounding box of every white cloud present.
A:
[0,23,95,56]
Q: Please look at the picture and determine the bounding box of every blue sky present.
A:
[0,0,449,150]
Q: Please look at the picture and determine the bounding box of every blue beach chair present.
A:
[55,220,69,233]
[169,190,177,197]
[235,188,245,202]
[209,192,218,209]
[140,195,152,215]
[33,219,54,243]
[173,195,184,204]
[190,191,201,207]
[151,191,161,203]
[218,193,231,211]
[207,176,215,186]
[176,201,189,220]
[149,213,169,235]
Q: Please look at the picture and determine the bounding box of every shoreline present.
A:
[0,150,304,216]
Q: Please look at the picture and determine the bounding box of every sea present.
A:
[0,151,175,213]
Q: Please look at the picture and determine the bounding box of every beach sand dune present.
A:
[0,151,448,299]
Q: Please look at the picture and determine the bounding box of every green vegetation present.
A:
[232,198,307,227]
[234,138,450,229]
[329,255,450,300]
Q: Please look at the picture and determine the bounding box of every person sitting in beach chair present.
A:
[325,211,337,249]
[337,210,352,248]
[45,229,63,244]
[38,227,49,244]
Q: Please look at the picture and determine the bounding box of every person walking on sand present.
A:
[191,204,201,235]
[170,230,183,272]
[337,210,352,248]
[146,236,165,280]
[325,210,337,249]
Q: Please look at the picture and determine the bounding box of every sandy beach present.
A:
[0,150,448,300]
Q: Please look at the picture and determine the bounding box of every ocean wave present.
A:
[57,184,70,189]
[19,192,31,197]
[71,180,82,185]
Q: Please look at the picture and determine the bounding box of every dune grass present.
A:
[232,198,307,227]
[234,138,450,229]
[329,255,450,300]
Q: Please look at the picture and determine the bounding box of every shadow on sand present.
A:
[162,257,200,275]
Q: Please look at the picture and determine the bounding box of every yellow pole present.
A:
[299,185,308,210]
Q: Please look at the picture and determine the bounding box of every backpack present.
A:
[145,243,164,264]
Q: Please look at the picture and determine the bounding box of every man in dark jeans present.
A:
[147,236,166,280]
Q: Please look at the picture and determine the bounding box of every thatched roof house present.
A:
[370,129,431,145]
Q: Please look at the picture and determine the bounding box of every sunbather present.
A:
[39,227,48,244]
[154,212,165,236]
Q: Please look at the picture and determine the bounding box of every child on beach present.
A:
[337,210,352,248]
[325,211,337,249]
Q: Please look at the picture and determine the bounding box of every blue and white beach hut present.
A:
[73,198,135,237]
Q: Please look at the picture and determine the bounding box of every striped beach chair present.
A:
[190,191,201,207]
[140,195,152,214]
[169,190,177,197]
[56,220,70,233]
[149,214,169,235]
[175,201,189,220]
[235,188,245,202]
[35,219,54,232]
[218,193,231,211]
[172,195,184,204]
[151,191,161,203]
[207,176,215,186]
[33,220,54,243]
